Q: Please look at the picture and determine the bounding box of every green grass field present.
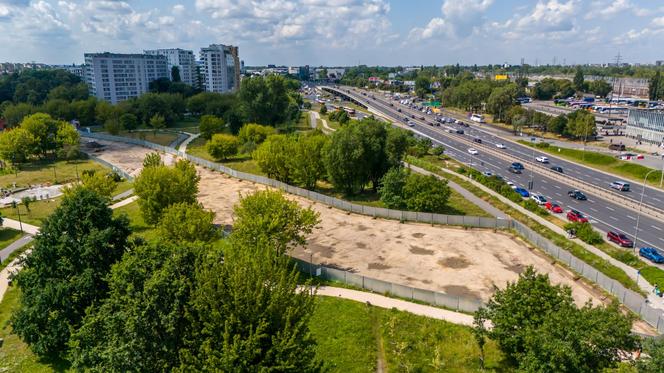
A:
[0,199,61,227]
[517,141,664,189]
[114,131,180,146]
[0,159,107,190]
[311,296,508,372]
[112,200,157,241]
[0,228,23,251]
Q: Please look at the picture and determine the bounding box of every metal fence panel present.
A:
[432,214,449,225]
[364,277,393,294]
[391,284,414,300]
[558,250,572,266]
[403,211,418,222]
[623,291,645,314]
[373,207,390,219]
[413,288,436,304]
[458,298,483,313]
[582,264,598,283]
[434,292,460,310]
[417,212,434,224]
[323,267,346,283]
[447,215,464,226]
[597,273,615,293]
[641,305,664,328]
[345,272,364,289]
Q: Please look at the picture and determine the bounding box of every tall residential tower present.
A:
[199,44,240,93]
[84,52,169,104]
[144,48,196,86]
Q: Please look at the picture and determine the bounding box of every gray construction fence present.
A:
[81,132,664,334]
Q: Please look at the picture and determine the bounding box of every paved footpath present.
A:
[315,286,475,326]
[178,132,201,154]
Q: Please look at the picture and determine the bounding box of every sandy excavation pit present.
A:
[89,139,607,308]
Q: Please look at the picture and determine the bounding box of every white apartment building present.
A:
[144,48,196,86]
[199,44,240,93]
[84,53,169,104]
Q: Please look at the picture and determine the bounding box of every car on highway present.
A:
[566,209,589,223]
[639,247,664,264]
[535,156,549,163]
[506,181,516,188]
[456,129,464,134]
[495,143,506,149]
[511,162,524,170]
[568,190,587,200]
[514,187,530,198]
[607,231,634,247]
[408,121,416,127]
[410,114,415,118]
[508,166,522,174]
[397,108,402,112]
[473,138,483,144]
[468,148,479,155]
[531,194,547,205]
[610,181,630,192]
[550,166,564,173]
[482,171,493,177]
[544,201,563,213]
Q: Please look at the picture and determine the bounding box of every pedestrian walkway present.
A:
[112,188,134,201]
[312,111,335,133]
[178,132,201,154]
[407,163,507,219]
[2,218,39,235]
[0,234,33,263]
[109,195,138,209]
[315,286,475,326]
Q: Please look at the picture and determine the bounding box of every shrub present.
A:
[564,222,603,245]
[207,134,239,161]
[523,199,549,217]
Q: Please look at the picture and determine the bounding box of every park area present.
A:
[91,139,608,308]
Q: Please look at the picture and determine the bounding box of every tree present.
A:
[402,173,451,213]
[473,308,490,370]
[142,152,163,168]
[319,104,327,115]
[415,75,431,98]
[573,66,585,92]
[69,240,201,372]
[567,109,596,142]
[323,125,367,194]
[171,66,181,82]
[238,75,301,126]
[134,159,200,225]
[1,102,36,127]
[487,84,517,122]
[237,123,276,145]
[21,195,32,215]
[81,171,117,200]
[547,115,568,135]
[231,190,320,254]
[206,133,239,161]
[636,337,664,372]
[589,80,612,98]
[182,229,319,371]
[0,127,35,165]
[252,134,295,182]
[20,113,59,157]
[104,118,122,135]
[378,167,408,209]
[199,114,225,140]
[12,187,130,356]
[119,113,139,132]
[649,70,661,101]
[149,114,166,135]
[289,132,328,189]
[157,202,218,243]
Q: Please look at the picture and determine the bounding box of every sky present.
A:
[0,0,663,66]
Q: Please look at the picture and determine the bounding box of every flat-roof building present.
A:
[144,48,196,86]
[199,44,240,93]
[84,52,169,104]
[626,109,664,145]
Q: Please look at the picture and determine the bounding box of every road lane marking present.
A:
[652,225,663,231]
[553,185,561,189]
[606,206,615,211]
[627,215,636,220]
[590,207,598,212]
[610,216,619,221]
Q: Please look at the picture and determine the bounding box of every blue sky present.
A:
[1,0,663,66]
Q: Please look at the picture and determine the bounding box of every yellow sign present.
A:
[495,74,508,81]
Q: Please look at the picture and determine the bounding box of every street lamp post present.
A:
[633,169,657,253]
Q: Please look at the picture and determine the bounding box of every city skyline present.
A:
[0,0,663,66]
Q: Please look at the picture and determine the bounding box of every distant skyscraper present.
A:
[84,52,169,104]
[144,48,196,86]
[199,44,240,93]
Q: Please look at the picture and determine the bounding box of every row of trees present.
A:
[505,106,596,140]
[0,113,80,165]
[474,267,662,372]
[0,69,85,105]
[13,150,323,370]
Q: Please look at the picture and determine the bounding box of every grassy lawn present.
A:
[0,199,61,227]
[114,131,180,146]
[112,180,133,196]
[311,296,509,372]
[517,140,664,189]
[0,159,107,190]
[0,228,23,250]
[170,117,200,133]
[112,200,157,241]
[0,287,72,372]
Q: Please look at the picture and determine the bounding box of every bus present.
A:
[342,107,356,115]
[470,113,485,123]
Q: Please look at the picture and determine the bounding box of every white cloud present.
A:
[407,0,493,41]
[408,18,448,41]
[653,16,664,28]
[586,0,650,19]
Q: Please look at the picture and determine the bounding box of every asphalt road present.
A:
[323,86,664,256]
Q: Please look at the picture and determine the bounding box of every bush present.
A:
[522,199,549,217]
[534,142,550,149]
[238,123,276,145]
[207,134,239,161]
[564,222,603,245]
[199,115,225,140]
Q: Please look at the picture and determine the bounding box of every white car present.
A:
[536,156,549,163]
[507,181,517,190]
[495,143,506,149]
[468,148,479,155]
[531,194,547,205]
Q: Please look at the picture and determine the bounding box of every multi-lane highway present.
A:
[322,85,664,255]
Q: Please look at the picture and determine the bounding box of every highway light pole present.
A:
[633,169,657,253]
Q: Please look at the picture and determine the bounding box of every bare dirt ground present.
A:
[89,139,608,307]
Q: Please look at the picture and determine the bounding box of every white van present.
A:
[610,181,630,192]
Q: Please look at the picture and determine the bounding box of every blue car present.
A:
[511,162,525,170]
[639,247,664,264]
[514,187,530,198]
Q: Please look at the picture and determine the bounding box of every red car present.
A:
[607,231,634,247]
[566,209,589,223]
[545,201,563,213]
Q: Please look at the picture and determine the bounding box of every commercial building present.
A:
[84,52,169,104]
[52,64,86,79]
[144,48,196,86]
[199,44,240,93]
[626,109,664,145]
